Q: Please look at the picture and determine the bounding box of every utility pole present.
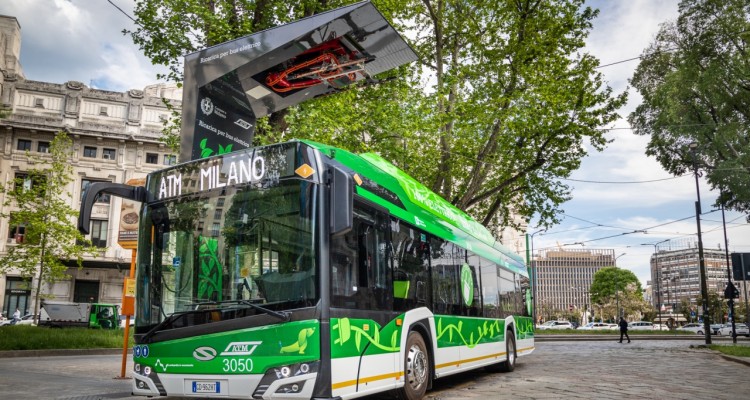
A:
[689,142,711,345]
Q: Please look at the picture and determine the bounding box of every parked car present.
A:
[710,324,725,335]
[537,320,574,330]
[0,314,37,326]
[717,323,750,337]
[676,323,705,335]
[628,321,655,330]
[579,322,612,330]
[653,323,670,331]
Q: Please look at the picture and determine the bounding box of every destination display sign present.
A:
[147,142,318,201]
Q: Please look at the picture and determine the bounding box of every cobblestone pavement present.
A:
[424,340,749,400]
[0,340,747,399]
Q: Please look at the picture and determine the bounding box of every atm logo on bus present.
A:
[220,341,262,356]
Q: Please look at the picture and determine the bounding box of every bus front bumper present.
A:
[132,371,318,399]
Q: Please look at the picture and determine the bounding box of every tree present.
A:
[629,0,750,216]
[128,0,625,230]
[696,290,728,323]
[0,133,95,323]
[287,0,626,230]
[590,267,642,305]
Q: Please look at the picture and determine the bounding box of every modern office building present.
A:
[0,15,180,317]
[649,245,748,319]
[533,248,617,319]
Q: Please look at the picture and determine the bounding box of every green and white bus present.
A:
[80,140,534,399]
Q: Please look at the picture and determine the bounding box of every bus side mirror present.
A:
[330,166,353,235]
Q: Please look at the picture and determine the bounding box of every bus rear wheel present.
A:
[399,331,429,400]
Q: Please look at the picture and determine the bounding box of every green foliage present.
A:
[629,0,750,216]
[128,0,625,229]
[0,326,131,351]
[0,133,97,323]
[696,290,729,323]
[590,267,642,304]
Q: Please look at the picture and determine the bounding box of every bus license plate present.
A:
[192,381,220,393]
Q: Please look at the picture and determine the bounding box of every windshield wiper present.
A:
[190,299,290,322]
[141,310,194,343]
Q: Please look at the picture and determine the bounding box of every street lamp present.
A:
[641,239,670,328]
[527,228,546,325]
[689,142,711,344]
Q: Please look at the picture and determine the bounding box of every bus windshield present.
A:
[135,178,317,333]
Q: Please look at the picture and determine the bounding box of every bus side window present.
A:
[393,224,430,312]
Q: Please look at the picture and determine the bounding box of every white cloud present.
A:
[2,0,167,91]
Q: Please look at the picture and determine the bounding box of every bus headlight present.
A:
[252,361,319,398]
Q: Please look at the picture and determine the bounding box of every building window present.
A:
[164,154,177,166]
[102,148,116,160]
[81,179,110,203]
[37,141,50,153]
[211,222,220,237]
[13,172,45,195]
[83,146,97,158]
[89,220,108,248]
[145,153,158,164]
[34,98,45,108]
[17,139,32,151]
[213,209,223,219]
[7,214,26,244]
[99,106,109,116]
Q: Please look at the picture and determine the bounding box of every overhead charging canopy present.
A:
[179,0,418,162]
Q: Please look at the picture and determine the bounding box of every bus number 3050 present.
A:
[223,358,254,372]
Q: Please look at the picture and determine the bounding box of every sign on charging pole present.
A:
[731,252,750,326]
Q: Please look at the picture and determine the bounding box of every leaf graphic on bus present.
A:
[333,318,351,345]
[198,281,207,298]
[391,331,398,348]
[355,331,362,351]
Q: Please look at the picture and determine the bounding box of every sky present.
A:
[2,0,749,287]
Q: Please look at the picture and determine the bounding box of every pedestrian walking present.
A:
[618,316,630,343]
[11,308,21,325]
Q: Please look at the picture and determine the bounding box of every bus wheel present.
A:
[400,331,429,400]
[499,329,516,372]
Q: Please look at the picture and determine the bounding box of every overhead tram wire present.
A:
[550,214,702,247]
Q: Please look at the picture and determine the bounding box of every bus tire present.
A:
[399,331,429,400]
[499,329,516,373]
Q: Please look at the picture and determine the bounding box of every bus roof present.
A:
[301,140,527,276]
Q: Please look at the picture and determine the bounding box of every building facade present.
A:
[649,245,748,319]
[0,15,181,318]
[533,248,617,321]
